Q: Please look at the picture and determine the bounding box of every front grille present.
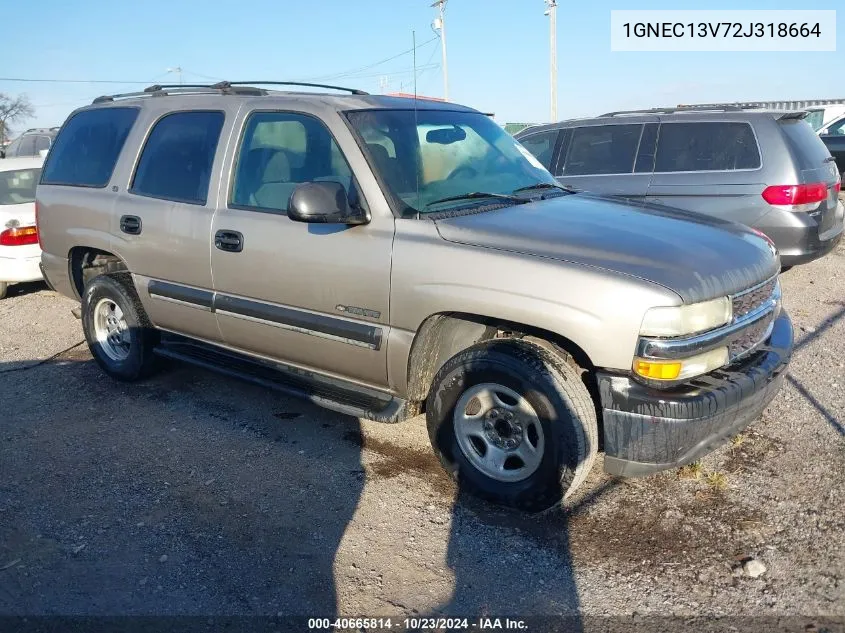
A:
[728,276,779,359]
[729,311,775,359]
[732,277,777,321]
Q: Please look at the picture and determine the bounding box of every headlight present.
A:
[633,347,729,381]
[639,297,732,337]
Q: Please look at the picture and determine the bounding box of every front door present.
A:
[555,122,657,199]
[209,109,393,388]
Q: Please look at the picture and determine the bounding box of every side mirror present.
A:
[288,181,369,225]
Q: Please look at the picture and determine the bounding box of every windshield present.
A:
[804,110,825,132]
[0,168,41,205]
[346,110,558,213]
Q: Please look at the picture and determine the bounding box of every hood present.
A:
[0,202,36,229]
[433,194,779,304]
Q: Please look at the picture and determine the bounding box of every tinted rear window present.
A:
[562,124,641,175]
[779,119,832,171]
[0,168,41,205]
[130,111,224,205]
[41,108,138,187]
[655,122,760,172]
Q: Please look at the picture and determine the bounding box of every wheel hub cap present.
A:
[93,298,131,362]
[453,383,545,483]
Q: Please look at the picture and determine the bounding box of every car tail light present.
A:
[0,225,39,246]
[761,183,827,212]
[34,200,43,249]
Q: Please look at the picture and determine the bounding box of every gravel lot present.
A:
[0,241,843,631]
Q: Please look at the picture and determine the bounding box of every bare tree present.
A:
[0,93,35,145]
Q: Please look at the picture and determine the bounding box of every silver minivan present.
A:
[516,107,844,267]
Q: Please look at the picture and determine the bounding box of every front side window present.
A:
[230,112,353,213]
[346,109,557,214]
[654,122,761,172]
[0,168,41,205]
[517,130,559,170]
[827,117,845,136]
[562,125,642,176]
[41,107,139,188]
[131,111,224,205]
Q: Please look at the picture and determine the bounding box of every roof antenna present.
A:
[413,30,421,213]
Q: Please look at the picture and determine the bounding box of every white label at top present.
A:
[610,10,836,52]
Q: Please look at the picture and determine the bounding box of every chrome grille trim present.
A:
[731,275,778,321]
[636,279,781,361]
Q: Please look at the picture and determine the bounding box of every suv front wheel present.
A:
[81,274,160,381]
[426,339,598,512]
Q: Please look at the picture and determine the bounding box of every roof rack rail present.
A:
[91,80,368,104]
[600,104,746,117]
[210,81,369,95]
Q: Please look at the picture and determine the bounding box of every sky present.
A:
[2,0,842,133]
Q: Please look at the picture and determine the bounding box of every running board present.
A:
[153,335,416,423]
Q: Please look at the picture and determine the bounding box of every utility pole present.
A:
[545,0,558,121]
[431,0,449,101]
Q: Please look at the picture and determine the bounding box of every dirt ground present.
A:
[0,240,843,632]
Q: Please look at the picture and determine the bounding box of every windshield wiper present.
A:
[512,182,578,194]
[425,192,530,208]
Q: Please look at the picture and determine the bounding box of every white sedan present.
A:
[0,156,44,299]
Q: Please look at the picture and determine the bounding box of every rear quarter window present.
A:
[779,119,832,171]
[655,122,760,172]
[41,107,138,187]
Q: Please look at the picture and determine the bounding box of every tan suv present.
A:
[37,82,793,511]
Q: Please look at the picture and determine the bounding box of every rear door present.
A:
[112,107,232,343]
[554,122,655,198]
[646,119,768,225]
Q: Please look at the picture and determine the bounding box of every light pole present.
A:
[544,0,558,121]
[431,0,449,101]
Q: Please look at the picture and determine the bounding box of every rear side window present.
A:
[41,108,138,187]
[131,111,225,205]
[0,168,41,205]
[518,130,559,170]
[779,119,832,171]
[654,122,760,172]
[562,124,641,176]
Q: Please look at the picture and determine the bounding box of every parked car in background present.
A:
[0,156,44,298]
[37,82,792,511]
[819,117,845,177]
[805,104,845,135]
[516,107,844,268]
[1,127,58,159]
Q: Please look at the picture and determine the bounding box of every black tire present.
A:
[426,339,598,512]
[81,274,160,381]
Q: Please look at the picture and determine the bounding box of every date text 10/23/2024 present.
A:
[308,617,529,631]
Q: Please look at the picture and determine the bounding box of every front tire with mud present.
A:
[81,274,160,381]
[426,339,598,512]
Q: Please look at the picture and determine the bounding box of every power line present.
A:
[303,36,439,82]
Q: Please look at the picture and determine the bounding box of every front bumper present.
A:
[599,311,793,477]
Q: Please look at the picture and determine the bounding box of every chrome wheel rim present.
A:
[453,383,545,483]
[93,298,130,362]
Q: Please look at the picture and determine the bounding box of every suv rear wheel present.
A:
[426,339,598,512]
[81,274,160,381]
